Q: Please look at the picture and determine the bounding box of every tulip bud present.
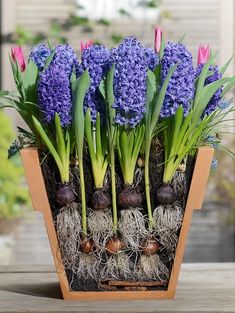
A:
[80,40,93,53]
[154,26,162,53]
[11,46,26,72]
[197,44,210,65]
[80,41,85,52]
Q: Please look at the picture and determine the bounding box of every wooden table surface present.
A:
[0,263,234,313]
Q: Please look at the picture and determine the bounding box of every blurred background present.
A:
[0,0,234,266]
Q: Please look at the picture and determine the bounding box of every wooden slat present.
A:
[0,264,235,312]
[106,280,166,287]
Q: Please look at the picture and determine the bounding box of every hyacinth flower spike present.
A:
[29,44,52,70]
[197,44,210,65]
[76,44,111,123]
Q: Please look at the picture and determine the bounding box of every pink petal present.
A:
[154,26,162,53]
[197,44,210,65]
[11,46,26,72]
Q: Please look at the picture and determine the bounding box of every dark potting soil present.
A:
[149,141,164,209]
[39,148,196,292]
[185,155,196,192]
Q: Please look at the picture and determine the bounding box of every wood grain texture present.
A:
[20,147,214,300]
[0,264,235,313]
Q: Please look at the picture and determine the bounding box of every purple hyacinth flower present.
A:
[29,44,51,70]
[112,37,148,128]
[160,42,195,118]
[52,44,79,77]
[145,47,159,71]
[38,64,72,127]
[196,64,223,116]
[76,44,111,122]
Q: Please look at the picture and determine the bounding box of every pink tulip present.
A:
[197,44,210,65]
[154,26,162,53]
[11,46,26,72]
[80,40,93,52]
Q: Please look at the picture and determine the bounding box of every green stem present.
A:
[104,64,118,234]
[85,110,108,189]
[110,147,117,234]
[79,158,87,235]
[123,164,135,185]
[144,137,153,230]
[32,115,68,183]
[93,163,107,188]
[64,131,70,183]
[117,126,144,186]
[55,113,66,165]
[163,160,175,183]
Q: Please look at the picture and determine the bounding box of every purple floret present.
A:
[160,42,195,118]
[145,47,159,71]
[211,157,218,169]
[206,135,219,149]
[76,45,111,122]
[196,64,223,116]
[38,65,72,127]
[112,37,148,128]
[52,44,79,77]
[29,44,51,70]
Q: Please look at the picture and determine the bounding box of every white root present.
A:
[153,202,184,232]
[56,203,81,269]
[134,167,144,187]
[137,254,169,281]
[100,252,133,281]
[74,252,100,282]
[153,203,184,258]
[119,208,148,250]
[87,209,113,251]
[172,170,187,200]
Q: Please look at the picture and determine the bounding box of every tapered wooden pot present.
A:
[20,146,214,300]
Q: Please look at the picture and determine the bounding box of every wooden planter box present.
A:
[20,146,214,300]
